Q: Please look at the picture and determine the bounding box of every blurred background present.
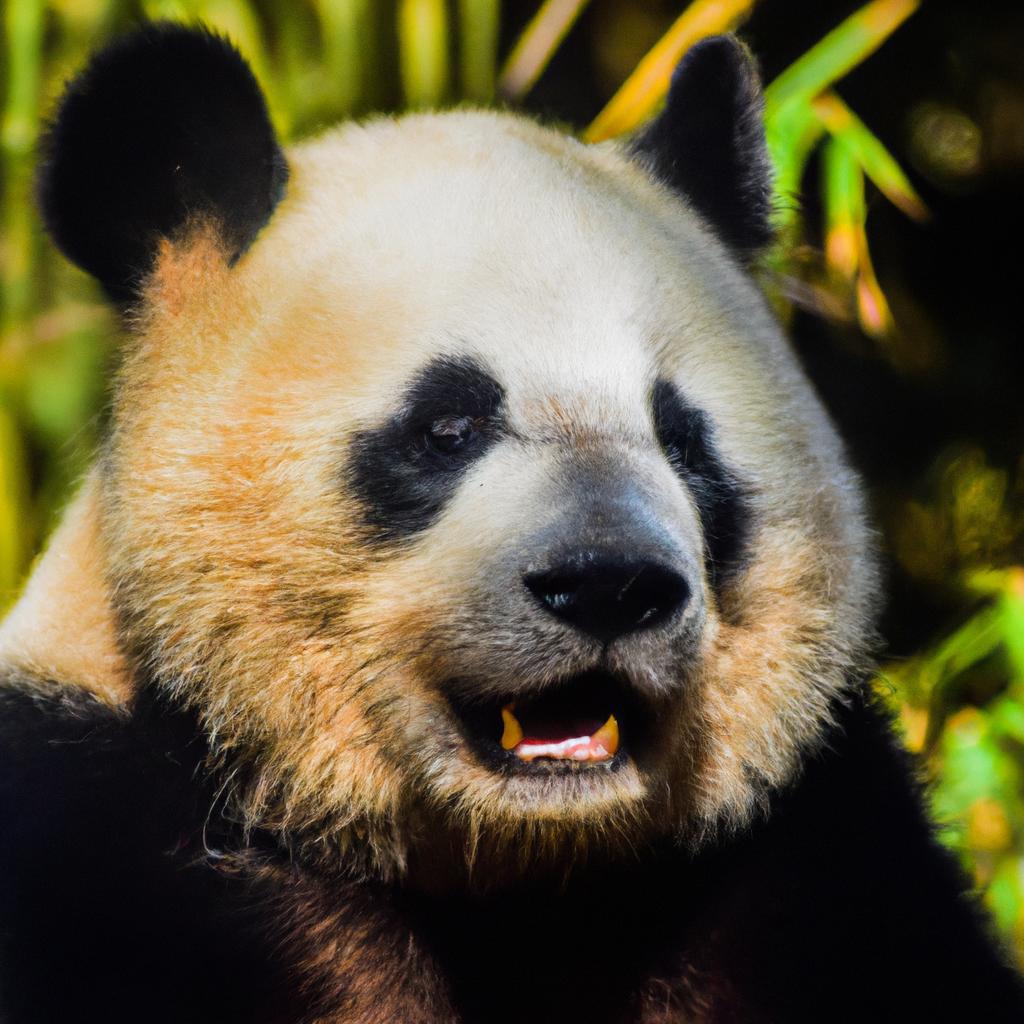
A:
[1,0,1022,961]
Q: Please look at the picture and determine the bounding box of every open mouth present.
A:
[447,670,650,773]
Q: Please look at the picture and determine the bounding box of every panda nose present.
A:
[523,553,690,644]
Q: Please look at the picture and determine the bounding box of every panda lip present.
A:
[446,669,646,772]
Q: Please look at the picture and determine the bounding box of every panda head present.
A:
[41,24,877,880]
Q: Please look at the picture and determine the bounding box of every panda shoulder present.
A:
[0,678,195,849]
[0,680,303,1023]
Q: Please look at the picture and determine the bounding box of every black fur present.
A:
[37,23,288,303]
[631,35,774,259]
[652,378,752,589]
[2,675,1021,1022]
[0,683,291,1023]
[347,355,506,543]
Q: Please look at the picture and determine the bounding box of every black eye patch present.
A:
[651,379,753,592]
[346,355,505,543]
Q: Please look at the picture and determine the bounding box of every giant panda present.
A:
[0,22,1021,1024]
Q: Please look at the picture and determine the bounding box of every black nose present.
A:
[523,553,690,644]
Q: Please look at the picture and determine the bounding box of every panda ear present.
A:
[630,35,774,259]
[37,22,288,304]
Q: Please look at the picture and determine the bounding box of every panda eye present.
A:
[425,414,479,456]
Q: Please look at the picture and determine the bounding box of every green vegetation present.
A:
[2,0,1022,963]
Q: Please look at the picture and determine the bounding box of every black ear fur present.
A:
[630,35,774,259]
[37,22,288,303]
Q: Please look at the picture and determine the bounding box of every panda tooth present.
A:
[592,714,619,757]
[500,705,523,750]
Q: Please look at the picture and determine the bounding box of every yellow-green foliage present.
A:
[1,0,1021,964]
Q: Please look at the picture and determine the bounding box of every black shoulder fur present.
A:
[1,676,1021,1022]
[0,683,291,1024]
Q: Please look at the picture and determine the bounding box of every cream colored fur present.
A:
[0,469,131,705]
[3,110,879,880]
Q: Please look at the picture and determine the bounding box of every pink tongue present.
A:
[513,732,612,763]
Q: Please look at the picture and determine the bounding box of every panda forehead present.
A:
[259,112,732,318]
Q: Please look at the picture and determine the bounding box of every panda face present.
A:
[95,110,875,875]
[41,28,877,878]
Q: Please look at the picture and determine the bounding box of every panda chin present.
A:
[446,669,652,777]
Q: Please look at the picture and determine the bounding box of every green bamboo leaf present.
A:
[822,132,897,336]
[399,0,450,109]
[935,718,1005,819]
[458,0,500,103]
[766,99,824,230]
[765,0,919,119]
[990,696,1024,746]
[902,605,1005,753]
[999,574,1024,682]
[822,135,865,281]
[813,91,928,221]
[987,861,1023,935]
[930,605,1006,685]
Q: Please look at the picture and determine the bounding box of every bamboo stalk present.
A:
[399,0,450,109]
[314,0,370,114]
[459,0,500,103]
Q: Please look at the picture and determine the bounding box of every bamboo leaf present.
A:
[854,226,894,338]
[459,0,500,103]
[764,0,919,118]
[929,605,1006,691]
[584,0,756,144]
[999,570,1024,682]
[813,91,928,221]
[823,136,864,282]
[823,134,896,336]
[399,0,450,109]
[498,0,589,103]
[766,98,824,232]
